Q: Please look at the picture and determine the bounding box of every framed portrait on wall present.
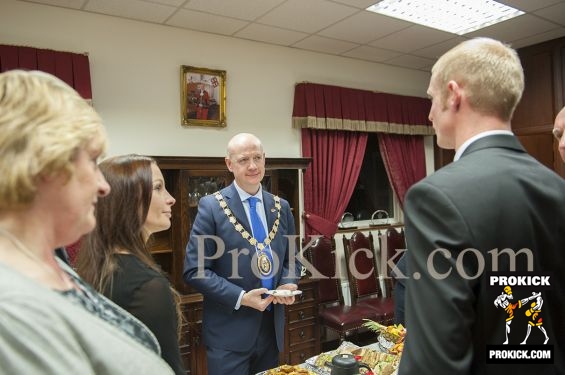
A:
[181,65,226,127]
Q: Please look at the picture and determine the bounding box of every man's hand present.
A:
[272,283,299,305]
[241,288,274,311]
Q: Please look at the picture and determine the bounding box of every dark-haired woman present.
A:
[77,154,185,375]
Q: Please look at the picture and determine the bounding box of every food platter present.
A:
[260,323,404,375]
[304,341,400,375]
[258,364,315,374]
[362,320,405,355]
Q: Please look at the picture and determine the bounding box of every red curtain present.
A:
[293,82,433,135]
[378,94,428,207]
[292,83,379,131]
[293,83,432,236]
[302,128,368,237]
[378,134,426,208]
[0,44,92,100]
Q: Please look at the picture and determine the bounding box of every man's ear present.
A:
[447,80,462,110]
[225,157,232,172]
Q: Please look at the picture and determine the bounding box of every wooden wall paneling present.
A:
[516,133,555,169]
[514,37,565,178]
[513,48,555,130]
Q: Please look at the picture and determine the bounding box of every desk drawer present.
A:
[287,305,316,324]
[295,285,316,304]
[288,343,318,365]
[288,323,317,343]
[182,299,203,322]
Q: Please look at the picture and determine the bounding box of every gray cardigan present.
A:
[0,262,174,375]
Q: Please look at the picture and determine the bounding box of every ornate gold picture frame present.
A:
[181,65,226,127]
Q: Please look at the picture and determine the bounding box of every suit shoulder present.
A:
[406,170,448,194]
[198,193,217,205]
[267,190,291,207]
[220,184,233,194]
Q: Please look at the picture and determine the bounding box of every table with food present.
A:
[259,320,406,375]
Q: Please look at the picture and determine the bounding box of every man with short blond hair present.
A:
[399,38,565,375]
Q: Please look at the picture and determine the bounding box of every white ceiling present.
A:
[18,0,565,71]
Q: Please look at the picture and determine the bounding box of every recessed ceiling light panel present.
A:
[366,0,525,35]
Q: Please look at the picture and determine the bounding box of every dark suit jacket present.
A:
[183,183,301,353]
[399,135,565,375]
[392,253,407,326]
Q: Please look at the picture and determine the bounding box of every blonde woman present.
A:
[0,70,173,374]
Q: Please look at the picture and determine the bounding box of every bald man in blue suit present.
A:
[184,133,301,375]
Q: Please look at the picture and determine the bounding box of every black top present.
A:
[105,254,185,375]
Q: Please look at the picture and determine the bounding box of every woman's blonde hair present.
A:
[0,70,107,209]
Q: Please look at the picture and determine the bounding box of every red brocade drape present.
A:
[0,44,92,100]
[292,82,433,135]
[302,129,368,237]
[293,83,431,236]
[378,94,428,207]
[378,134,426,208]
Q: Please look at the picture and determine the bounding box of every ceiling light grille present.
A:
[366,0,525,35]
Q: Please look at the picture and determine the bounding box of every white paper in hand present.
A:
[266,290,302,296]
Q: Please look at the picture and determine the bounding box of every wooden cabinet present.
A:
[148,156,311,374]
[179,295,206,375]
[513,36,565,176]
[281,278,321,365]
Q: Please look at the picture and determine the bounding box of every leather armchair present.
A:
[304,236,376,343]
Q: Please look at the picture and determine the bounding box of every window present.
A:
[342,133,395,226]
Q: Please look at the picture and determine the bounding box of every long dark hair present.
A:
[76,154,183,337]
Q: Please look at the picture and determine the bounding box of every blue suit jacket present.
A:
[183,183,301,352]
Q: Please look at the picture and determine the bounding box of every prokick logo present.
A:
[486,272,554,364]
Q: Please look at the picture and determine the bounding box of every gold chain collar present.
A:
[214,192,281,250]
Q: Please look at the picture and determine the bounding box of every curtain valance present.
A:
[0,44,92,100]
[292,82,434,136]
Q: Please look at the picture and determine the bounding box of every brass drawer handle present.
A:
[299,330,305,338]
[298,311,305,319]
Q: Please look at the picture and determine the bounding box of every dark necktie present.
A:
[247,196,274,291]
